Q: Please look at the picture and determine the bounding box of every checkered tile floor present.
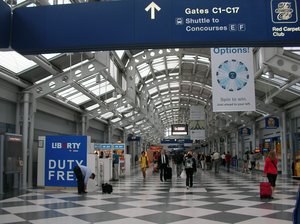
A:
[0,166,298,224]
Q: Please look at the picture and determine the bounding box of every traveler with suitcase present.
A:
[262,150,278,199]
[158,149,170,182]
[184,151,196,189]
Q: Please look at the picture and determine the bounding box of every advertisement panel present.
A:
[189,105,206,140]
[211,47,256,112]
[45,136,87,187]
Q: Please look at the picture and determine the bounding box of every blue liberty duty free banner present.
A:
[45,136,87,187]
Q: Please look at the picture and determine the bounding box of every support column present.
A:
[22,92,30,189]
[15,94,21,134]
[235,130,239,157]
[28,97,35,188]
[281,111,288,175]
[81,115,87,135]
[224,135,228,153]
[108,121,113,143]
[123,130,127,154]
[252,122,256,151]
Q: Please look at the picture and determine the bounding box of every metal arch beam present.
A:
[143,76,212,98]
[100,69,125,95]
[25,55,61,75]
[259,48,300,102]
[26,58,107,99]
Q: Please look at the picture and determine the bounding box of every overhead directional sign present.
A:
[145,2,161,20]
[10,0,300,54]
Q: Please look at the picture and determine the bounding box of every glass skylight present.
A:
[101,112,114,119]
[159,84,168,91]
[86,104,99,111]
[42,53,61,60]
[148,87,158,95]
[48,0,71,5]
[137,63,150,78]
[67,92,90,105]
[0,51,36,73]
[170,82,179,88]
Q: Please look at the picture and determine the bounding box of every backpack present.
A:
[102,183,113,194]
[185,157,193,169]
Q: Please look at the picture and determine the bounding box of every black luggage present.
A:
[102,183,113,194]
[164,167,172,180]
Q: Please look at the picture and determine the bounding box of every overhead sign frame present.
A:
[7,0,300,54]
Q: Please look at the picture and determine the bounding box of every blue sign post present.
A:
[10,0,300,54]
[45,136,87,187]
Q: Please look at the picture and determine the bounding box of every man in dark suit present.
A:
[158,149,169,182]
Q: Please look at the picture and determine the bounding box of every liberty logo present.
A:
[271,0,298,23]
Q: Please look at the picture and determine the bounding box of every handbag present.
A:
[180,170,186,178]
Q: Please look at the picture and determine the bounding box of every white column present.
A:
[108,121,112,143]
[81,115,87,135]
[235,130,239,157]
[252,122,256,152]
[15,95,21,134]
[22,92,30,189]
[28,98,35,188]
[281,111,288,175]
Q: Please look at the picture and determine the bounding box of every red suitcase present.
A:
[260,182,272,199]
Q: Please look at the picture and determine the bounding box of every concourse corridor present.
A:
[0,166,297,224]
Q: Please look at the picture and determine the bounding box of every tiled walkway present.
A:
[0,166,298,224]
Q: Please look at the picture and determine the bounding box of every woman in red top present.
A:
[263,150,278,197]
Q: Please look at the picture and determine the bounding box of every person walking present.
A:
[243,152,250,173]
[112,150,120,181]
[184,151,196,189]
[174,151,184,178]
[249,151,256,172]
[212,151,221,173]
[73,165,95,194]
[139,151,149,179]
[158,149,169,182]
[263,150,278,198]
[225,151,232,172]
[200,153,205,171]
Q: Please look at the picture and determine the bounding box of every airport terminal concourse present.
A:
[0,0,299,223]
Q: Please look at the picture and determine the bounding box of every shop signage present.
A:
[45,136,87,187]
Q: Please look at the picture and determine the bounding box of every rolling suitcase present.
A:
[260,181,272,199]
[164,167,172,180]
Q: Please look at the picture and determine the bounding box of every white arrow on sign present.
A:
[145,2,161,20]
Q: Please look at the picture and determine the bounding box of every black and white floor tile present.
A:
[0,166,298,224]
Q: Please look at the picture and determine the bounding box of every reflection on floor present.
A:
[0,166,298,224]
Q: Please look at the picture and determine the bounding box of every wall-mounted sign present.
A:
[94,143,112,150]
[128,136,141,141]
[171,124,188,135]
[265,117,279,129]
[240,127,251,136]
[45,136,87,187]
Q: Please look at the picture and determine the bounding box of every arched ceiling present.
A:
[2,0,300,144]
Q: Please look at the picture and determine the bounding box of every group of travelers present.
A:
[137,148,278,198]
[72,147,278,200]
